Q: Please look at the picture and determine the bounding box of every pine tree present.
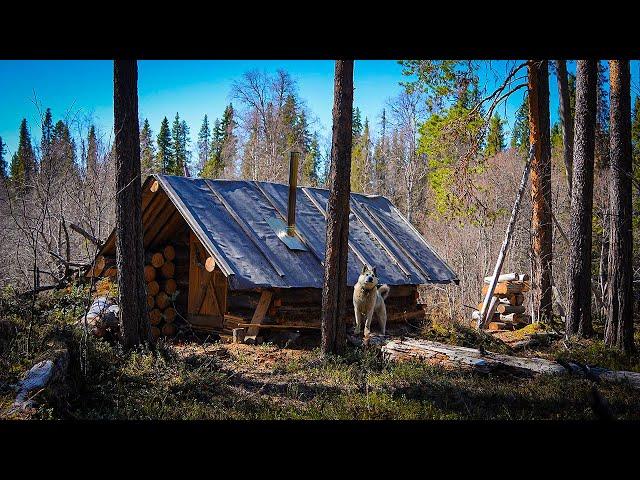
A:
[0,136,6,179]
[322,59,354,356]
[528,59,553,324]
[157,116,173,174]
[484,114,506,157]
[197,114,211,173]
[605,60,635,354]
[113,59,150,347]
[139,119,157,176]
[87,125,99,176]
[567,60,597,338]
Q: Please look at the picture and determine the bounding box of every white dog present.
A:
[353,265,390,336]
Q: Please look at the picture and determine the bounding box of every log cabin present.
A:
[90,157,458,339]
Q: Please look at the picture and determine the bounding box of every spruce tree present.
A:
[170,113,190,175]
[87,125,99,176]
[139,119,156,176]
[157,117,173,174]
[350,117,370,192]
[372,109,387,194]
[10,152,23,184]
[12,119,35,188]
[51,120,77,177]
[171,113,182,175]
[197,114,211,173]
[632,96,640,220]
[302,131,321,186]
[202,104,236,178]
[510,95,530,152]
[180,120,190,175]
[352,107,363,138]
[41,108,54,174]
[484,114,505,157]
[0,137,6,179]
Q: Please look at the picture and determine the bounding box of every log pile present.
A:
[471,273,531,331]
[145,244,179,338]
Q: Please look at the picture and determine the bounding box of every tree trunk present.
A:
[556,60,574,195]
[321,60,354,355]
[566,60,597,338]
[605,60,635,354]
[528,60,553,324]
[114,60,151,348]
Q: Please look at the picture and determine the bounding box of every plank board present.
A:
[245,290,273,341]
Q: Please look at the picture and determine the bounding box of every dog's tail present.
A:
[378,284,390,299]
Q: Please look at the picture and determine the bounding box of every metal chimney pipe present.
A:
[287,151,300,236]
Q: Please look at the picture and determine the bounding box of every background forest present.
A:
[1,60,639,331]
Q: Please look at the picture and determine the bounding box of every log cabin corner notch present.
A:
[90,174,458,337]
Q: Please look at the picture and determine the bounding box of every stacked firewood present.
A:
[471,273,531,331]
[145,244,179,338]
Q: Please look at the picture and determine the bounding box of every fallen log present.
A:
[381,338,640,389]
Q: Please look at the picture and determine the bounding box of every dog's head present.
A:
[358,265,378,289]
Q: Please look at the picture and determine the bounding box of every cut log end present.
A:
[151,252,165,268]
[163,244,176,261]
[144,265,156,283]
[205,256,216,272]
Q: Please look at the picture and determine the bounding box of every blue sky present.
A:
[1,60,638,162]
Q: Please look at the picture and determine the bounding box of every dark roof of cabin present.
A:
[116,175,457,290]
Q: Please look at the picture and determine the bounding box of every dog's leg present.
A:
[378,304,387,336]
[354,306,362,335]
[364,309,374,336]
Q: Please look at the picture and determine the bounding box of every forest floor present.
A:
[2,284,640,421]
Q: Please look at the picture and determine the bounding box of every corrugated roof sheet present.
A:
[153,175,457,290]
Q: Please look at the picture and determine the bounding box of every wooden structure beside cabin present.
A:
[90,174,458,338]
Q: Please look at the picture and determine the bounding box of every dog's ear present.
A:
[372,267,377,275]
[361,264,368,274]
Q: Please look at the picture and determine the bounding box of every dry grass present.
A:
[2,285,640,421]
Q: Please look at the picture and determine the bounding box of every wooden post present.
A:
[478,145,535,329]
[245,290,273,343]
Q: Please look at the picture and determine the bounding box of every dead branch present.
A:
[70,223,104,249]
